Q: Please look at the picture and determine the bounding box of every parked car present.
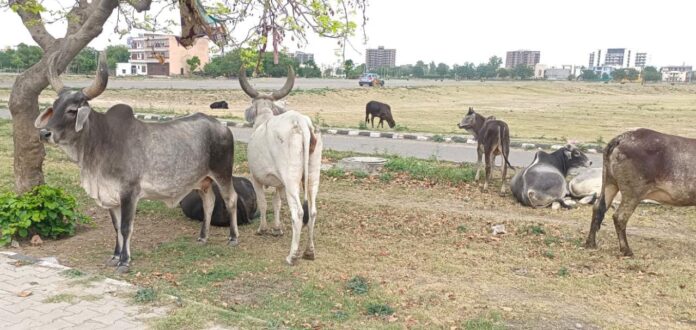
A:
[358,73,384,87]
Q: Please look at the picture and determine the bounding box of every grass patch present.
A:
[457,225,468,233]
[60,269,85,278]
[346,276,369,295]
[393,124,409,132]
[324,167,346,178]
[358,121,368,130]
[543,250,555,259]
[463,311,505,330]
[543,236,561,246]
[385,157,475,184]
[557,267,570,277]
[366,303,394,316]
[379,172,393,182]
[43,293,77,304]
[523,224,545,235]
[352,170,369,179]
[134,287,158,304]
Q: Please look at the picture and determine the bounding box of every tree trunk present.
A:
[9,60,50,194]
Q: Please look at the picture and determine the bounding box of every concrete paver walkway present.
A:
[0,252,168,329]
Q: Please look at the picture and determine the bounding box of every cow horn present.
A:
[238,66,259,98]
[47,53,66,94]
[270,66,295,101]
[81,52,108,100]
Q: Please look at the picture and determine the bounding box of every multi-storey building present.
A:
[365,46,396,70]
[505,50,540,69]
[661,66,693,82]
[116,34,210,76]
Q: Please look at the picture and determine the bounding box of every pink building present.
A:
[124,34,209,76]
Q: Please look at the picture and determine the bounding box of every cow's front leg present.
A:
[252,180,269,235]
[196,185,216,244]
[106,208,123,267]
[116,191,139,274]
[474,144,483,185]
[271,187,285,236]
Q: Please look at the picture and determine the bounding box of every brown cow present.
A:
[457,107,512,194]
[585,128,696,256]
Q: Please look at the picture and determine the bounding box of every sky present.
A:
[0,0,694,68]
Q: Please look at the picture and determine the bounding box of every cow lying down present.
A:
[568,167,660,206]
[510,145,592,208]
[180,176,309,226]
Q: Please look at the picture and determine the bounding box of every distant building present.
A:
[661,66,693,82]
[116,34,209,76]
[634,52,648,68]
[544,68,572,80]
[534,64,547,79]
[290,51,314,64]
[505,50,540,69]
[365,46,396,70]
[588,48,647,69]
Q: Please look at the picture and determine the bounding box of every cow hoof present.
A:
[105,256,120,267]
[285,256,298,266]
[227,238,239,247]
[622,249,634,257]
[196,237,207,244]
[271,228,284,236]
[584,241,597,249]
[256,229,269,236]
[115,265,130,274]
[302,250,315,260]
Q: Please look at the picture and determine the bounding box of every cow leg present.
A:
[116,191,139,274]
[500,155,508,195]
[586,184,619,249]
[482,150,492,192]
[474,145,483,184]
[371,115,375,128]
[378,117,384,128]
[271,187,285,236]
[252,179,269,235]
[612,196,640,257]
[218,182,239,246]
[196,186,215,244]
[284,188,304,265]
[106,208,123,267]
[303,180,319,261]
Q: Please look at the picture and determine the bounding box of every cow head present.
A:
[239,66,295,125]
[35,52,108,145]
[562,144,592,172]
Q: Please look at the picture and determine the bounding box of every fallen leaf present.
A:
[17,290,32,297]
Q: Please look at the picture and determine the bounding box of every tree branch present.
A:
[10,0,56,49]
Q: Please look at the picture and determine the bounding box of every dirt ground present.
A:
[2,81,696,144]
[2,118,693,329]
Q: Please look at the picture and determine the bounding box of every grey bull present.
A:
[510,145,592,208]
[35,53,239,273]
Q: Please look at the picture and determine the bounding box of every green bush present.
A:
[0,185,90,246]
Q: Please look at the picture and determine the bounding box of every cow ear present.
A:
[75,106,91,132]
[564,149,572,159]
[35,107,53,128]
[244,106,256,124]
[467,107,474,114]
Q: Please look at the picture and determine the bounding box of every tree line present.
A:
[0,44,130,74]
[0,43,670,82]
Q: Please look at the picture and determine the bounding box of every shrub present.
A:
[0,185,90,246]
[431,134,446,142]
[134,287,158,303]
[366,303,394,316]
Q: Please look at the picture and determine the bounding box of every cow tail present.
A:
[499,125,515,172]
[301,119,312,207]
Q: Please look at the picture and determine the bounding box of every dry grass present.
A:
[3,81,696,144]
[2,118,695,329]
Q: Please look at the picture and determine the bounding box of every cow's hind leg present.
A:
[585,183,619,249]
[116,191,140,274]
[106,208,123,267]
[252,179,269,235]
[612,194,640,256]
[214,177,239,246]
[285,187,305,265]
[271,187,285,236]
[196,180,216,244]
[303,179,320,261]
[482,149,493,192]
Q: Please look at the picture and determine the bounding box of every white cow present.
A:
[240,67,323,265]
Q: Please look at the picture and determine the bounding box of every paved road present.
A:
[230,126,603,168]
[0,75,483,90]
[0,108,602,167]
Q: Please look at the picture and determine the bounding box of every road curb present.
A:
[132,112,603,153]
